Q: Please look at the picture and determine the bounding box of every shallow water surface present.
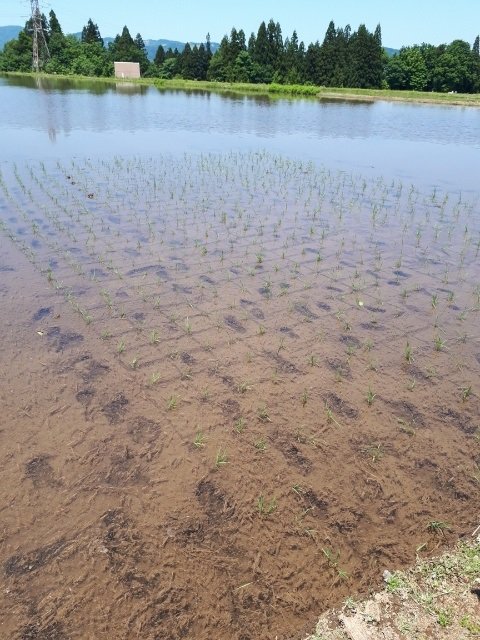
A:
[1,74,479,192]
[0,76,479,640]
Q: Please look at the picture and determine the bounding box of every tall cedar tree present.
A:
[81,19,103,45]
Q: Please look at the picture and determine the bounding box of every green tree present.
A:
[385,46,428,90]
[473,35,480,57]
[46,10,66,61]
[0,30,33,72]
[348,24,384,88]
[48,10,62,35]
[317,20,337,85]
[109,26,149,74]
[433,39,477,92]
[81,19,103,46]
[154,45,165,66]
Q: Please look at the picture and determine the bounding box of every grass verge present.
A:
[306,536,480,639]
[2,72,480,106]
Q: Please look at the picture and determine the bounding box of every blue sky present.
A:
[2,0,479,48]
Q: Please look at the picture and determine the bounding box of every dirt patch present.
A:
[294,302,318,320]
[221,398,241,418]
[104,446,147,486]
[326,357,352,379]
[102,393,129,424]
[4,539,66,577]
[20,622,67,640]
[437,406,476,434]
[324,392,358,419]
[126,416,161,445]
[339,334,362,349]
[25,456,60,488]
[75,387,94,407]
[317,301,331,311]
[32,307,52,322]
[46,326,83,352]
[195,479,234,520]
[180,351,196,365]
[224,315,246,333]
[273,434,312,474]
[266,350,301,374]
[279,326,299,338]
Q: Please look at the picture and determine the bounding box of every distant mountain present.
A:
[0,25,22,50]
[71,34,219,60]
[384,47,399,57]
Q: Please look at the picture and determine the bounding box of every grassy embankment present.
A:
[3,71,480,106]
[307,537,480,639]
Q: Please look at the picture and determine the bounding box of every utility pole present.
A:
[30,0,49,72]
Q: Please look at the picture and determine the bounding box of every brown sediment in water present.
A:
[0,153,478,639]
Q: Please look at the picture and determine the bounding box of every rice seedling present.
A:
[149,371,161,385]
[427,520,450,535]
[215,448,228,468]
[404,341,414,363]
[150,330,161,345]
[292,484,304,496]
[234,417,246,433]
[363,443,384,462]
[257,494,277,516]
[167,395,178,410]
[117,339,126,354]
[433,335,447,351]
[365,386,376,405]
[254,437,267,451]
[324,402,341,428]
[301,389,309,407]
[257,404,271,422]
[460,385,472,401]
[307,354,318,367]
[193,431,206,448]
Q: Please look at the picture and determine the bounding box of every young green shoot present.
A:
[257,494,277,516]
[215,448,228,468]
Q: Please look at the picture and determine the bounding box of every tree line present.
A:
[1,10,479,93]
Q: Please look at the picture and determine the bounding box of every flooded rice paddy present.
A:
[0,149,479,639]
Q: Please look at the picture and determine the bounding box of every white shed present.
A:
[114,62,141,79]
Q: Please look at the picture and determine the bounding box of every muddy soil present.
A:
[0,154,479,639]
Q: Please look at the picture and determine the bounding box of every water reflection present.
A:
[0,74,479,192]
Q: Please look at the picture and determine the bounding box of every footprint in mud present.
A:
[317,301,331,311]
[279,326,298,338]
[76,388,95,410]
[324,392,358,419]
[224,315,246,333]
[32,307,52,322]
[221,398,241,419]
[20,621,67,640]
[195,479,234,520]
[46,326,84,352]
[294,302,318,320]
[25,455,60,488]
[4,538,66,577]
[127,416,161,445]
[102,393,129,424]
[266,351,300,374]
